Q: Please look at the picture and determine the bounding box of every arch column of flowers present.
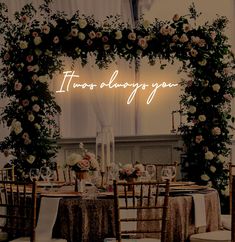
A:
[0,1,234,208]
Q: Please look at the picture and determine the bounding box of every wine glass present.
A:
[29,168,40,182]
[160,166,176,182]
[40,166,52,182]
[146,165,156,180]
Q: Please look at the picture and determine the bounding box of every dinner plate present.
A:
[170,185,207,190]
[170,181,196,187]
[169,185,208,194]
[37,181,65,187]
[41,191,82,197]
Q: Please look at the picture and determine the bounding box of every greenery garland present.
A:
[0,1,234,207]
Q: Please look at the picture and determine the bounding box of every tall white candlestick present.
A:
[101,143,105,172]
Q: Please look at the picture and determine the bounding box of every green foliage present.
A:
[0,0,234,210]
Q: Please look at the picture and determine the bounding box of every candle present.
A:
[106,143,110,167]
[101,143,105,172]
[171,111,175,131]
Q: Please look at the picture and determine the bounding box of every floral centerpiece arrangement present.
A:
[119,163,145,181]
[66,143,99,173]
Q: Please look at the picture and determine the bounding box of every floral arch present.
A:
[0,1,234,208]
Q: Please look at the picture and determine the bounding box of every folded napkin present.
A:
[191,193,207,228]
[36,197,61,239]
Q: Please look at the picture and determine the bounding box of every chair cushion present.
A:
[104,238,160,242]
[190,230,231,242]
[221,214,231,230]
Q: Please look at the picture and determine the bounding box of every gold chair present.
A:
[0,180,37,242]
[144,161,178,182]
[55,164,72,184]
[0,166,15,181]
[104,179,170,242]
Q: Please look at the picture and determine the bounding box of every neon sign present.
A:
[56,70,178,104]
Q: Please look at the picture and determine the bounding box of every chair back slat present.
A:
[113,180,170,242]
[0,180,37,242]
[143,161,178,182]
[0,166,15,181]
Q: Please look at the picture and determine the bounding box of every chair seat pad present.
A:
[221,214,231,230]
[0,232,8,241]
[10,237,67,242]
[104,238,160,242]
[190,230,231,242]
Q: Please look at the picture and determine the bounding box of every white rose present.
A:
[211,127,221,136]
[202,97,211,103]
[183,24,192,33]
[202,80,209,87]
[14,121,22,129]
[34,123,41,130]
[28,114,35,122]
[19,41,28,49]
[71,28,78,37]
[221,185,229,196]
[138,38,148,49]
[78,32,86,40]
[217,154,227,163]
[179,34,188,43]
[42,25,50,34]
[134,164,145,173]
[198,115,206,122]
[14,126,23,135]
[205,151,214,160]
[173,14,180,22]
[78,19,87,29]
[143,20,150,29]
[27,155,36,164]
[32,104,40,112]
[35,49,42,56]
[115,30,122,40]
[210,165,216,173]
[90,157,99,170]
[88,31,96,39]
[212,84,220,92]
[66,153,83,166]
[128,32,136,41]
[38,74,50,83]
[201,174,210,181]
[190,48,198,57]
[198,59,207,66]
[34,36,42,45]
[188,105,196,114]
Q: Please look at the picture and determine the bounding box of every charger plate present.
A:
[170,185,208,193]
[41,191,82,197]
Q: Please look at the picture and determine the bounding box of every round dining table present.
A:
[48,187,221,242]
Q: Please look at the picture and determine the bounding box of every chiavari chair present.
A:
[144,161,178,182]
[104,179,170,242]
[0,166,15,181]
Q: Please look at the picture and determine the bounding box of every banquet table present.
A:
[48,187,221,242]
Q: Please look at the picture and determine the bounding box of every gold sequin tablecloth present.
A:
[51,189,220,242]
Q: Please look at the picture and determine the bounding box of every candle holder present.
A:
[100,171,105,189]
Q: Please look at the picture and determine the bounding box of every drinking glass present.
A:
[160,166,176,181]
[29,168,40,182]
[40,166,52,182]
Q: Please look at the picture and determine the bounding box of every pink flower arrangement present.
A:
[119,163,144,180]
[66,143,99,172]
